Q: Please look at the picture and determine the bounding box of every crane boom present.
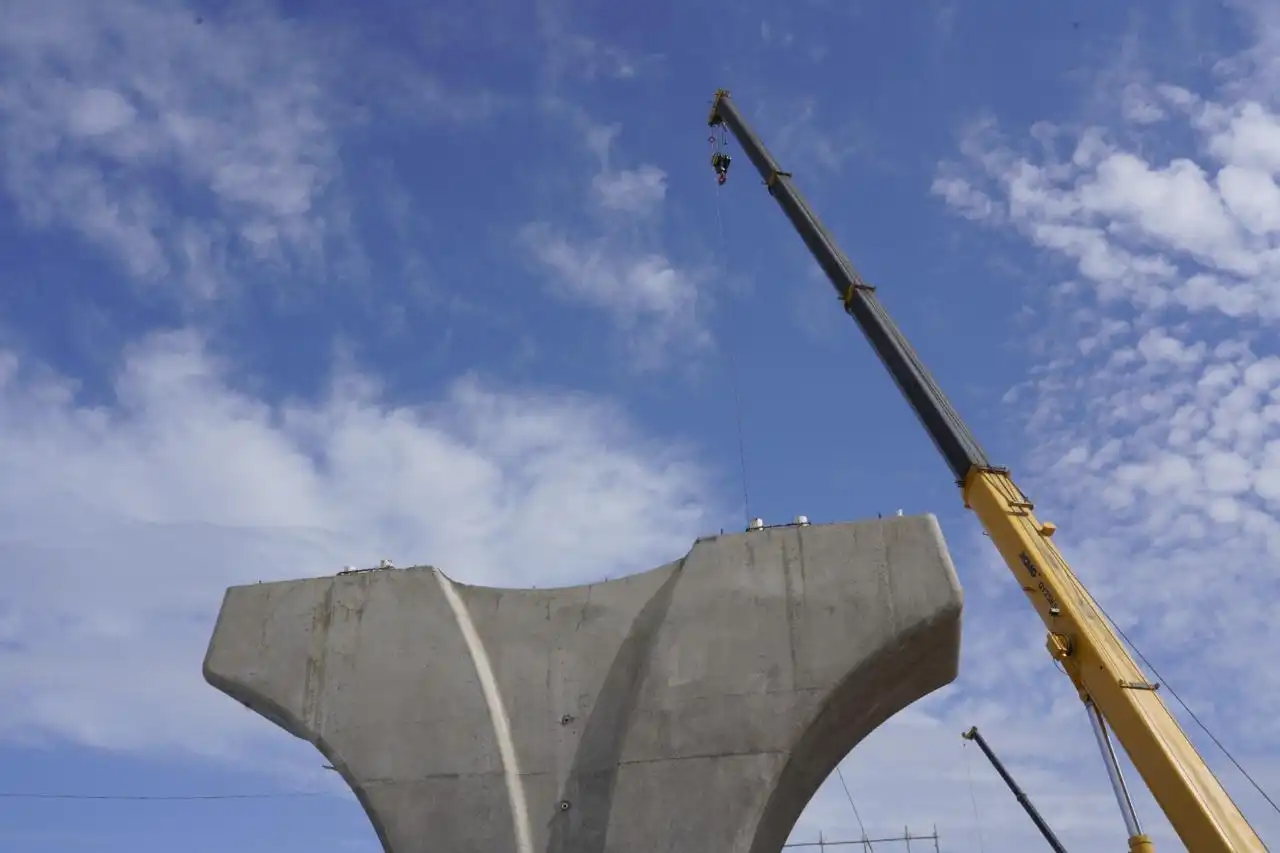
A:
[706,88,1267,853]
[964,725,1069,853]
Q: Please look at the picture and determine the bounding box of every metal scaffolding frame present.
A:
[784,826,941,852]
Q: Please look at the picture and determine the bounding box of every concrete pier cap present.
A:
[204,513,963,853]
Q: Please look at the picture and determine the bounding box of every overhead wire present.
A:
[0,790,328,801]
[834,764,874,853]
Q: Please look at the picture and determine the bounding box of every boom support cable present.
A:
[1091,595,1280,818]
[1013,498,1279,822]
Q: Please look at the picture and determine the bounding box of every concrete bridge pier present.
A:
[203,514,963,853]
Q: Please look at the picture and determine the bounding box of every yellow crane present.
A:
[705,88,1268,853]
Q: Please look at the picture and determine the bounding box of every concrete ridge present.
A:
[434,568,534,853]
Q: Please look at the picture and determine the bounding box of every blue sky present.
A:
[2,0,1280,850]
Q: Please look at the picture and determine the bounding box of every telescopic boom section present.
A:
[963,726,1069,853]
[706,91,987,484]
[707,88,1268,853]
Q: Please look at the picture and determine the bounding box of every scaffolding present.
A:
[784,826,941,852]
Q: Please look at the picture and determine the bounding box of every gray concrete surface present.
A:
[203,514,963,853]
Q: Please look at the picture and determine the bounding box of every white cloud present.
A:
[930,174,1003,223]
[0,0,488,302]
[591,164,667,214]
[4,3,1277,850]
[1122,82,1167,125]
[0,330,715,761]
[928,3,1280,847]
[517,106,713,370]
[0,0,348,296]
[519,222,711,368]
[933,83,1280,318]
[535,1,662,85]
[759,20,796,49]
[66,88,138,137]
[546,32,659,82]
[768,95,872,174]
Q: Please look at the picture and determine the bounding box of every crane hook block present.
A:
[711,151,732,185]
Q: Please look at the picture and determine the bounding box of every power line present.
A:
[0,791,329,801]
[834,764,874,852]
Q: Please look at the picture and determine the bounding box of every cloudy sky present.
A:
[2,0,1279,850]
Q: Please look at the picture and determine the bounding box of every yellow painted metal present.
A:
[1132,834,1157,853]
[963,467,1267,853]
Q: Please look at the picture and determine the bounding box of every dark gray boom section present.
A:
[707,89,990,483]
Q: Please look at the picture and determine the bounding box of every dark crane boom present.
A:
[705,90,987,483]
[963,726,1069,853]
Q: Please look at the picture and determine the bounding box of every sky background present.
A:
[1,0,1279,850]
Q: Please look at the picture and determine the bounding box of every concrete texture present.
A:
[203,514,963,853]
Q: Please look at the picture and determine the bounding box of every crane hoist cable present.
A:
[711,101,876,840]
[962,739,990,853]
[707,113,751,528]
